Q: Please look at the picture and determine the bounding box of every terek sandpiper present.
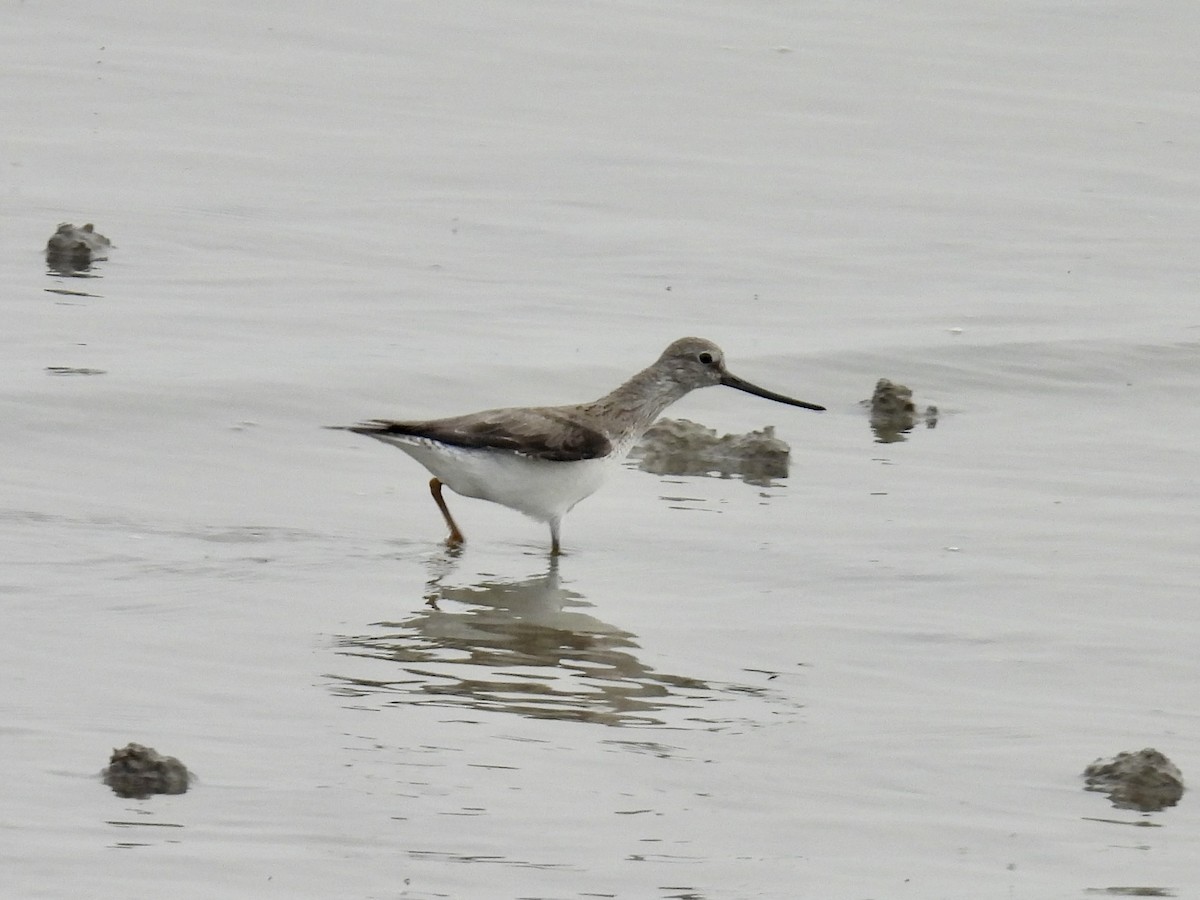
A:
[335,336,824,554]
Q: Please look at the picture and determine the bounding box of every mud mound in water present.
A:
[102,742,190,799]
[632,418,790,485]
[861,378,938,443]
[46,222,111,275]
[1083,748,1183,812]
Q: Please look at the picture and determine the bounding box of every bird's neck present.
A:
[589,364,692,441]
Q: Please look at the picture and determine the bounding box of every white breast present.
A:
[380,436,618,523]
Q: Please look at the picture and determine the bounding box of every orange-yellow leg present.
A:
[429,478,465,547]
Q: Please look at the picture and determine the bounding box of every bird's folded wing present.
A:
[348,409,612,462]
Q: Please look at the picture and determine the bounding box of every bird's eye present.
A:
[697,351,715,365]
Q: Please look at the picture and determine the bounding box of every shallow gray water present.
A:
[4,2,1200,898]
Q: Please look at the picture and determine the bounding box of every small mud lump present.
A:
[1083,748,1184,812]
[102,742,190,799]
[46,222,111,274]
[861,378,938,443]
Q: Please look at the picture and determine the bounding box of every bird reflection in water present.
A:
[332,554,771,727]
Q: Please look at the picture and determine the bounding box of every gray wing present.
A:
[344,407,612,462]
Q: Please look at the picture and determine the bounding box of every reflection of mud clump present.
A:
[46,223,111,274]
[1083,748,1184,812]
[103,743,190,799]
[862,378,938,443]
[632,417,789,485]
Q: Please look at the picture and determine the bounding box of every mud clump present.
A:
[1083,748,1184,812]
[46,222,111,274]
[861,378,938,443]
[102,743,190,799]
[632,418,790,485]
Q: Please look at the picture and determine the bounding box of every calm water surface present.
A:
[4,2,1199,898]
